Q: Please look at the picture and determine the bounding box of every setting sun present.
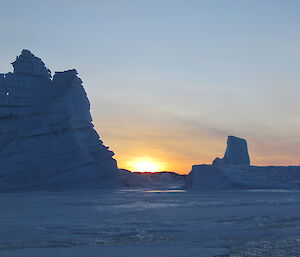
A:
[135,161,158,172]
[127,157,166,172]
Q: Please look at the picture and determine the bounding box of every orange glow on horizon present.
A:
[93,118,300,175]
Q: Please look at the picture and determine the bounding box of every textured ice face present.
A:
[12,49,51,78]
[0,50,119,190]
[213,136,250,166]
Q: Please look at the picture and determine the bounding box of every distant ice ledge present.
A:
[185,136,300,190]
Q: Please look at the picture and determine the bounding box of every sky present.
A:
[1,0,300,174]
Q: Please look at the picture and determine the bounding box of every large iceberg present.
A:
[0,50,119,190]
[185,136,300,190]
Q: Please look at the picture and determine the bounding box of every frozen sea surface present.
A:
[0,188,300,256]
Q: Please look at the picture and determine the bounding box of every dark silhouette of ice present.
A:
[186,136,300,190]
[0,50,119,190]
[213,135,250,166]
[119,169,186,188]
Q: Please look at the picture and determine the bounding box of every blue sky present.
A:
[1,0,300,172]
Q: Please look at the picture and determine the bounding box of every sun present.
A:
[127,157,165,173]
[134,161,158,172]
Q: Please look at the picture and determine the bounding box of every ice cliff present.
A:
[185,136,300,190]
[0,50,119,190]
[212,136,250,166]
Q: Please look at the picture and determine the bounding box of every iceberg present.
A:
[212,135,250,166]
[185,136,300,190]
[0,50,119,190]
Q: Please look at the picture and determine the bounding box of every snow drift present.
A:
[0,50,119,190]
[185,136,300,190]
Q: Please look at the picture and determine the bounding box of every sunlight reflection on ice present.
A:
[143,190,186,193]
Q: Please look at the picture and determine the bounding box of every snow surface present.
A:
[0,189,300,257]
[0,50,118,190]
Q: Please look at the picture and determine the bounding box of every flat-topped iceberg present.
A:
[185,136,300,190]
[213,135,250,166]
[0,50,119,190]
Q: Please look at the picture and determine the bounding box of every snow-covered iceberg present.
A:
[185,136,300,190]
[0,50,119,190]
